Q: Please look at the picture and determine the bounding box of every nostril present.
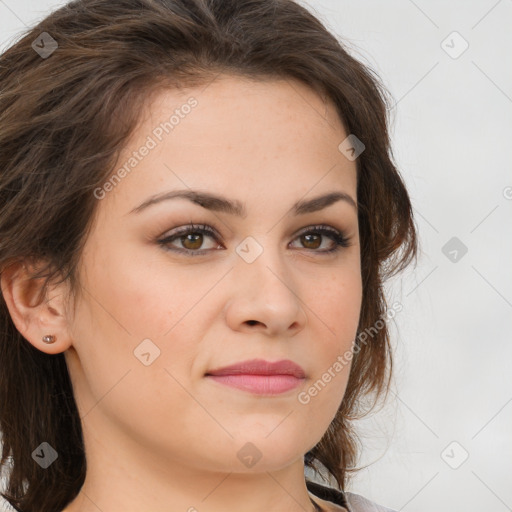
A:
[246,320,258,326]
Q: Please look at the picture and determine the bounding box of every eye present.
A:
[157,223,351,256]
[289,225,351,253]
[157,223,222,255]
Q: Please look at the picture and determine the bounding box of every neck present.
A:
[61,422,322,512]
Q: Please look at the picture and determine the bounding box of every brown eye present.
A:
[290,226,350,253]
[180,232,204,251]
[158,223,222,256]
[158,223,350,256]
[300,233,322,250]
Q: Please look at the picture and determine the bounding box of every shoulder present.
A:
[306,480,396,512]
[344,491,397,512]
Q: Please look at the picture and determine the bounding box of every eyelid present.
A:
[292,224,351,249]
[157,222,351,255]
[160,222,222,246]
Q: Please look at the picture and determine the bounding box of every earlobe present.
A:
[0,260,73,355]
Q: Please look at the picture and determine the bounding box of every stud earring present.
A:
[42,334,56,344]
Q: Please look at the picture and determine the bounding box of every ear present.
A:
[0,260,73,355]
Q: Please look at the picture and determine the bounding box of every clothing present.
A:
[306,480,397,512]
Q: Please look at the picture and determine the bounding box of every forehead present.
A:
[100,74,356,217]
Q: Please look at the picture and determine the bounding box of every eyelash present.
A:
[157,223,351,257]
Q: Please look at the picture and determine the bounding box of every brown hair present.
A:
[0,0,417,510]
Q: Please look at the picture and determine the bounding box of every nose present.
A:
[223,244,308,337]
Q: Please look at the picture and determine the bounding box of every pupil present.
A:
[303,233,320,249]
[183,233,202,249]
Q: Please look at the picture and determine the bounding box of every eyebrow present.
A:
[128,189,357,216]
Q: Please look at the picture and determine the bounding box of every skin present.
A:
[2,75,361,512]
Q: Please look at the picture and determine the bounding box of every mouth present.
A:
[205,358,306,395]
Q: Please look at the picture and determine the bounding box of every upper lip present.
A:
[206,358,305,378]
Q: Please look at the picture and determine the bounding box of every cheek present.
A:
[77,245,180,340]
[66,258,202,432]
[310,269,362,343]
[72,247,216,380]
[298,281,360,420]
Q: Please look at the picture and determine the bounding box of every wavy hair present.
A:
[0,0,417,510]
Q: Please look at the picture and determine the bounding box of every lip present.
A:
[205,358,306,395]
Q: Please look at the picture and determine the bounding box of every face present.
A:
[63,75,362,474]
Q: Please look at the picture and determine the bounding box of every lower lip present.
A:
[206,374,304,395]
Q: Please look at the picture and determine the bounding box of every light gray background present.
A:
[1,1,511,511]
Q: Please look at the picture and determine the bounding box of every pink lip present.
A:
[205,358,306,395]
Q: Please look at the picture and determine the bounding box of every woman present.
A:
[0,1,417,511]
